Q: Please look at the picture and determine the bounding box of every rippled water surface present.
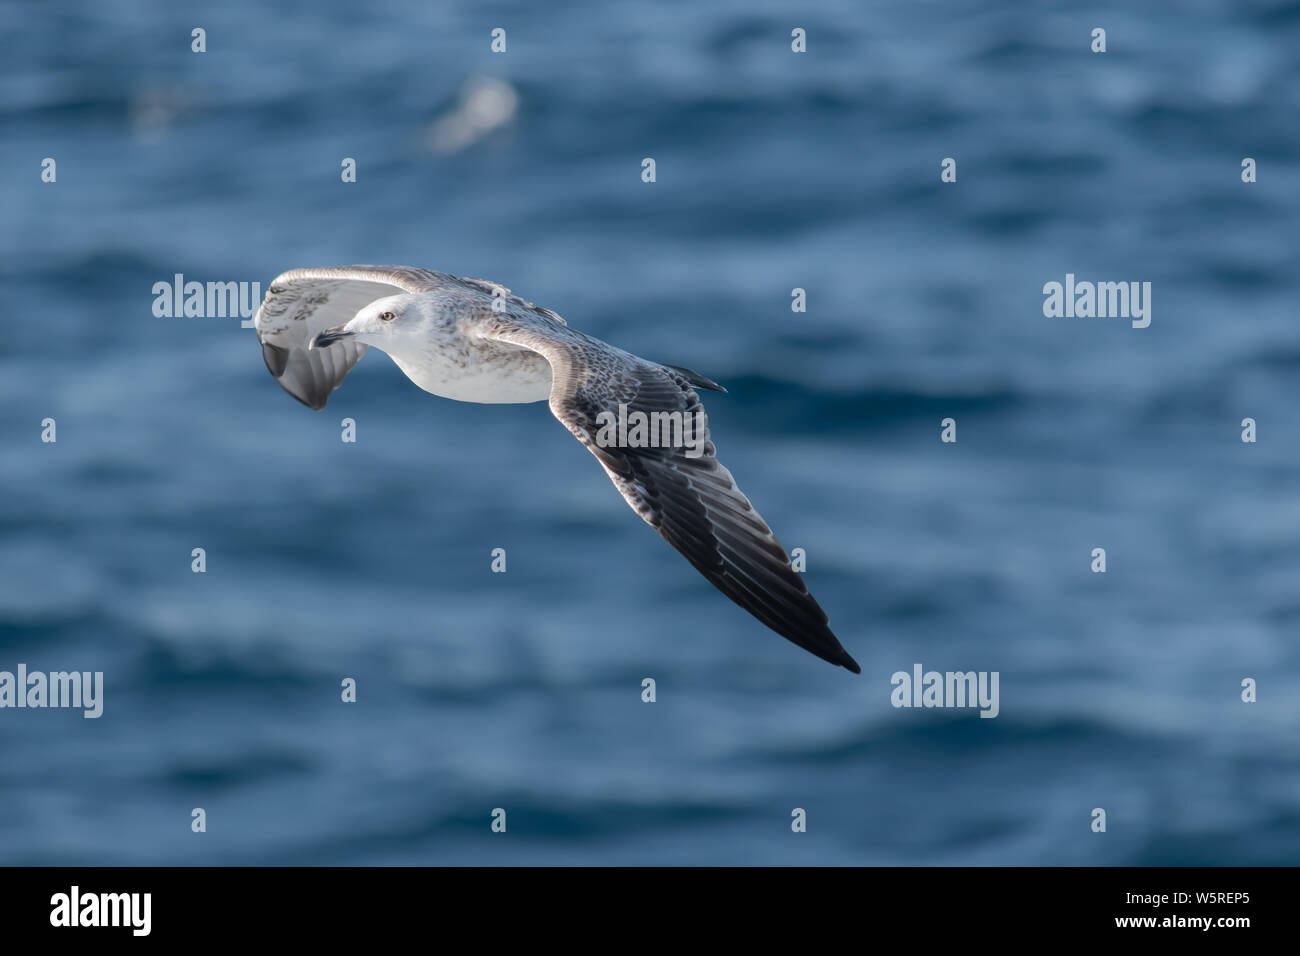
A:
[1,0,1298,864]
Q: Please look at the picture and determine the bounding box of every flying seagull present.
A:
[253,265,860,673]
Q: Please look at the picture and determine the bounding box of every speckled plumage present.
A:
[253,265,859,673]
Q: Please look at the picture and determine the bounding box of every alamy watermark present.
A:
[152,273,262,325]
[891,663,999,718]
[1043,273,1151,328]
[0,664,103,718]
[594,403,707,458]
[50,886,150,936]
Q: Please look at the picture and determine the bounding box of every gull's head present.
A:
[310,295,419,351]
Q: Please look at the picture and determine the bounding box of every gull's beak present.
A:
[310,325,353,350]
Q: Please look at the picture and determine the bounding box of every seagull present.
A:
[254,265,860,673]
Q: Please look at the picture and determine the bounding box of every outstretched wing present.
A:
[253,265,445,409]
[478,317,860,673]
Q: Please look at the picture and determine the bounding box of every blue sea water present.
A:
[1,0,1298,865]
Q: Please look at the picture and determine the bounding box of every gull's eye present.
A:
[379,311,395,322]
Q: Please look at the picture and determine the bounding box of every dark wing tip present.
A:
[292,388,330,411]
[261,341,289,377]
[261,341,336,410]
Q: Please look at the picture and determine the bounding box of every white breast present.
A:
[385,345,553,404]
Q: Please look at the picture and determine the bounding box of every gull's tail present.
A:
[661,364,727,393]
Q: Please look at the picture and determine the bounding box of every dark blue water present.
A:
[2,0,1298,864]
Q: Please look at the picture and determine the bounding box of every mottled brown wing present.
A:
[482,319,860,673]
